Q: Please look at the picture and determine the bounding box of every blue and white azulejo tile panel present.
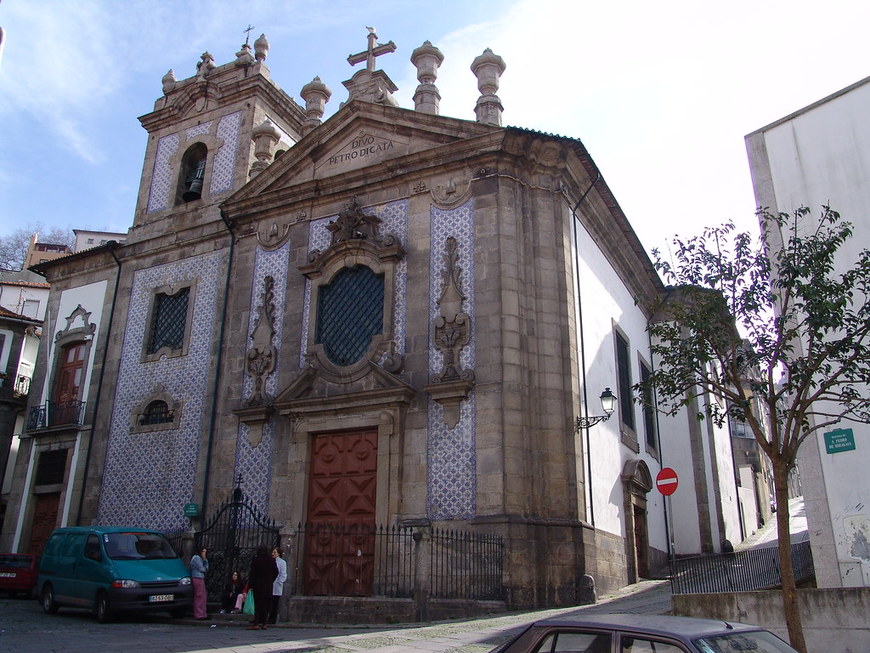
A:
[427,199,476,520]
[96,249,224,532]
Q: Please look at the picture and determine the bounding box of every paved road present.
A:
[0,580,671,653]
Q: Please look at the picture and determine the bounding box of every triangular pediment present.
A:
[226,100,499,205]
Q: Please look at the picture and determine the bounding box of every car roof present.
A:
[532,613,762,639]
[51,526,163,535]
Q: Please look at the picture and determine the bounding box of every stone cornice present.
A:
[139,71,305,134]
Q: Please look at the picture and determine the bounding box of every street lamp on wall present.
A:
[575,387,617,430]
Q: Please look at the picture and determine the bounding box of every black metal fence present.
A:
[286,523,504,601]
[195,490,281,601]
[430,527,504,600]
[670,540,814,594]
[288,523,416,598]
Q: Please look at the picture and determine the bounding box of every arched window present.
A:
[139,400,173,425]
[177,143,208,203]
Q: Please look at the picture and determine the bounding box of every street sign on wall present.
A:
[824,428,856,454]
[656,467,679,496]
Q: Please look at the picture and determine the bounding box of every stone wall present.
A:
[673,588,870,652]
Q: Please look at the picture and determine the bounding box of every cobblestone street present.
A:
[0,580,671,653]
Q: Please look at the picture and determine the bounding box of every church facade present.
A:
[2,32,742,615]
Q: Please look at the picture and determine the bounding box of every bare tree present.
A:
[0,224,74,271]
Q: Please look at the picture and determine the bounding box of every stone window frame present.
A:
[141,280,197,363]
[638,355,659,461]
[613,325,639,453]
[129,385,182,434]
[49,304,97,407]
[302,240,401,384]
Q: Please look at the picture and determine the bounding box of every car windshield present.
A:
[694,630,798,653]
[103,532,178,560]
[0,555,33,568]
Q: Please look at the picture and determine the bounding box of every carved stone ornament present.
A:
[425,237,475,428]
[256,220,291,250]
[431,177,471,207]
[327,196,383,245]
[57,304,96,341]
[244,276,277,408]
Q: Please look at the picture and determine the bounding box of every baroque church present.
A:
[1,30,743,618]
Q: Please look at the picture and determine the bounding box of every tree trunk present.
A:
[773,461,806,653]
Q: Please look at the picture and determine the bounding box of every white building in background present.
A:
[746,74,870,587]
[72,229,127,253]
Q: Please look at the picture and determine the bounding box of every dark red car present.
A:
[0,553,39,597]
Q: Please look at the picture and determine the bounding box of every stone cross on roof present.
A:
[347,27,396,72]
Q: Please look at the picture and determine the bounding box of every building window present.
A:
[615,331,635,431]
[177,143,208,204]
[139,400,173,425]
[315,265,384,367]
[640,361,657,453]
[147,287,190,356]
[34,449,68,486]
[22,299,40,318]
[53,342,86,404]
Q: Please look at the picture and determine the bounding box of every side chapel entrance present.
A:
[621,459,653,583]
[304,429,378,596]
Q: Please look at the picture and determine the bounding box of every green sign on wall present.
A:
[183,502,200,517]
[824,428,855,454]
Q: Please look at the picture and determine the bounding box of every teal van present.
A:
[37,526,193,622]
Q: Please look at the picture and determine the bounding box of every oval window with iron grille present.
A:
[315,265,384,366]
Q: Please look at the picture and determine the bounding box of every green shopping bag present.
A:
[242,591,255,615]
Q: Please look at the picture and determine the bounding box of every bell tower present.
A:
[130,35,307,240]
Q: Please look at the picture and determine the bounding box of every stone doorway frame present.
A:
[621,458,652,583]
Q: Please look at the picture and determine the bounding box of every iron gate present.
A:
[195,487,281,601]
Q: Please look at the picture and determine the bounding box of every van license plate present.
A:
[149,594,173,602]
[0,572,14,578]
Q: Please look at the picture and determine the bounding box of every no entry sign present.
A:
[656,467,679,496]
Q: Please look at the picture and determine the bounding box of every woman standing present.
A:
[190,547,209,620]
[247,545,277,630]
[268,547,288,624]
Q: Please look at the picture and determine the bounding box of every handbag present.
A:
[242,590,255,616]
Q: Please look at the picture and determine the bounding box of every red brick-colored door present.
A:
[27,493,60,555]
[304,429,377,596]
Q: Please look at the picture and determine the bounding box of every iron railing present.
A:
[670,539,814,594]
[430,527,504,600]
[287,523,504,601]
[27,400,86,430]
[289,523,416,598]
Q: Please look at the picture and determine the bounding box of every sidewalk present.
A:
[736,496,808,551]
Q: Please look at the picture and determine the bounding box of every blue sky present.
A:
[1,0,868,258]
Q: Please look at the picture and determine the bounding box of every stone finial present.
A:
[253,33,269,62]
[235,42,256,66]
[161,69,177,94]
[300,76,332,135]
[471,48,506,126]
[250,118,281,178]
[196,51,216,79]
[410,41,444,115]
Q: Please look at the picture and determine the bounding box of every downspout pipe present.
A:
[76,242,122,525]
[569,171,600,526]
[200,209,235,519]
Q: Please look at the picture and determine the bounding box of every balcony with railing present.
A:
[27,399,87,431]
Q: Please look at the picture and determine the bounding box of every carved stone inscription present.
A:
[319,132,400,173]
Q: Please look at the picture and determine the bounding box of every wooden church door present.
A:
[304,429,378,596]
